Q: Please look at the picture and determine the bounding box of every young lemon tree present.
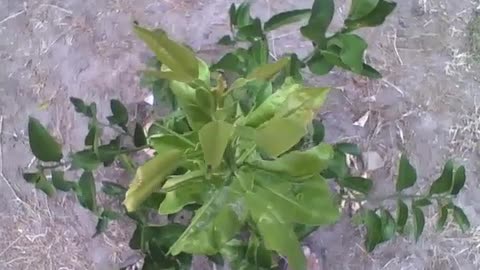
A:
[24,1,469,269]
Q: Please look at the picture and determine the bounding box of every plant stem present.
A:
[37,162,68,170]
[348,192,453,204]
[118,154,136,175]
[152,123,196,147]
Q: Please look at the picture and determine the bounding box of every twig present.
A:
[0,10,25,25]
[382,79,405,97]
[392,29,404,65]
[0,116,30,207]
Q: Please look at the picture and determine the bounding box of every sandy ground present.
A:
[1,0,480,269]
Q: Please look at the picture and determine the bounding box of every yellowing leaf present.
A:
[123,150,183,212]
[247,57,290,81]
[134,25,199,81]
[253,143,333,177]
[255,114,309,157]
[199,121,234,168]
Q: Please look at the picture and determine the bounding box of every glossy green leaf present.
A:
[312,119,325,144]
[255,116,307,157]
[364,210,383,252]
[51,171,76,192]
[413,198,432,207]
[338,177,373,194]
[413,207,425,242]
[228,4,237,27]
[323,150,348,179]
[396,154,417,192]
[134,123,147,147]
[453,206,470,232]
[77,171,97,212]
[248,39,269,67]
[35,173,56,197]
[123,150,183,212]
[170,81,211,130]
[101,181,126,198]
[234,2,253,27]
[107,99,128,126]
[328,34,367,73]
[210,53,244,74]
[134,25,199,81]
[344,0,396,31]
[360,63,382,78]
[307,52,334,75]
[241,78,300,127]
[237,18,264,41]
[159,170,207,214]
[71,150,101,171]
[300,0,334,46]
[253,143,333,177]
[97,138,122,166]
[246,192,305,270]
[247,57,290,81]
[199,121,234,169]
[396,199,408,233]
[451,165,466,195]
[28,117,63,162]
[436,205,448,231]
[70,97,88,115]
[264,9,311,32]
[252,174,339,225]
[348,0,379,20]
[169,185,246,255]
[335,142,361,156]
[430,160,454,195]
[380,210,396,242]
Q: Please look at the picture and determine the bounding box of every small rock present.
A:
[363,151,384,171]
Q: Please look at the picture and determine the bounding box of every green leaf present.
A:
[35,173,56,197]
[253,143,333,177]
[246,192,306,270]
[452,206,470,232]
[337,177,373,194]
[328,34,368,73]
[264,9,311,32]
[287,54,305,81]
[252,174,339,225]
[211,53,244,74]
[255,116,307,157]
[97,138,122,166]
[323,150,348,179]
[380,210,396,242]
[70,97,93,117]
[396,200,408,233]
[307,52,334,75]
[436,205,448,231]
[245,235,272,268]
[335,142,361,156]
[451,165,466,195]
[345,0,396,31]
[123,150,183,212]
[430,160,454,195]
[234,2,253,27]
[134,123,147,147]
[158,170,207,214]
[170,81,212,130]
[228,4,237,27]
[312,119,325,144]
[364,210,383,252]
[101,181,126,198]
[84,125,97,146]
[413,198,432,207]
[218,35,235,45]
[413,207,425,242]
[77,171,97,212]
[23,172,42,183]
[237,18,264,41]
[28,117,63,162]
[93,209,122,237]
[149,133,196,154]
[348,0,379,20]
[360,63,382,78]
[133,25,199,81]
[300,0,334,46]
[247,57,290,81]
[169,185,246,255]
[248,39,269,67]
[71,150,101,171]
[396,154,417,192]
[51,171,76,192]
[107,99,128,127]
[199,121,234,169]
[195,88,215,114]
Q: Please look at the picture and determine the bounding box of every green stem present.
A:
[97,121,132,138]
[152,123,196,147]
[348,192,453,205]
[118,154,136,175]
[237,145,256,165]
